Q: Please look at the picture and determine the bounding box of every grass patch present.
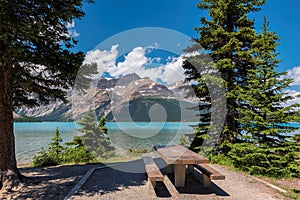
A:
[97,155,142,163]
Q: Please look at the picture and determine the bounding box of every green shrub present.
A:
[225,142,300,178]
[33,147,58,167]
[33,128,96,167]
[249,166,267,175]
[287,163,300,177]
[178,135,191,148]
[209,153,233,166]
[63,146,95,163]
[127,148,150,155]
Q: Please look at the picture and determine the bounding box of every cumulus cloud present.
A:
[83,44,200,84]
[109,47,148,77]
[161,56,186,84]
[84,45,119,76]
[286,66,300,85]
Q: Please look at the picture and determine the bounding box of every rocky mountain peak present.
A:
[97,73,141,90]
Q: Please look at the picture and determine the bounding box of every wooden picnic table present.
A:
[154,145,209,187]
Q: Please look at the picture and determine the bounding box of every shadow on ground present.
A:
[2,159,230,199]
[165,173,229,196]
[77,159,148,196]
[76,158,230,199]
[3,163,101,200]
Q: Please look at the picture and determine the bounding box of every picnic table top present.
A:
[154,145,209,165]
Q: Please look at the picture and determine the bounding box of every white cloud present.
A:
[282,90,300,110]
[83,44,200,84]
[286,66,300,85]
[108,47,148,77]
[84,45,119,76]
[161,56,185,84]
[283,90,300,107]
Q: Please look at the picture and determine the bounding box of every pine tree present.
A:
[238,17,300,146]
[48,127,64,163]
[77,108,115,159]
[0,0,94,189]
[183,0,266,152]
[234,17,300,177]
[183,45,226,153]
[99,116,108,134]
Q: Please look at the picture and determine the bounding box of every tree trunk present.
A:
[0,65,22,192]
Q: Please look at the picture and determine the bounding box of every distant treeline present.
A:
[14,117,42,122]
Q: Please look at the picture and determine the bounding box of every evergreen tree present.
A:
[238,17,300,146]
[183,44,226,153]
[183,0,266,152]
[33,127,64,166]
[99,116,108,134]
[187,7,300,177]
[0,0,94,189]
[65,136,85,148]
[77,108,115,159]
[64,136,95,164]
[227,17,300,178]
[48,127,64,163]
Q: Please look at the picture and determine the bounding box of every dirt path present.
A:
[0,159,289,200]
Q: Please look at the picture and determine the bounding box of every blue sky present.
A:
[70,0,300,95]
[73,0,299,69]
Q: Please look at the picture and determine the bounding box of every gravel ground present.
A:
[0,159,290,200]
[72,159,287,200]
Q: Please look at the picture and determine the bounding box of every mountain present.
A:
[15,73,199,122]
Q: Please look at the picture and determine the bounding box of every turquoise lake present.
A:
[14,121,300,164]
[14,122,198,164]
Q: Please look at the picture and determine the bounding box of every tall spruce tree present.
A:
[77,108,115,159]
[48,127,64,163]
[238,17,299,146]
[183,0,266,152]
[0,0,93,190]
[183,44,226,153]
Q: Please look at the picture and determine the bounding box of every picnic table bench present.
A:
[190,164,225,189]
[142,156,164,188]
[154,145,225,188]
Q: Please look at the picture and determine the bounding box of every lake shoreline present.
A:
[14,121,198,164]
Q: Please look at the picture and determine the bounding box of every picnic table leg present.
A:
[202,174,211,189]
[166,164,173,174]
[149,178,156,189]
[174,164,186,187]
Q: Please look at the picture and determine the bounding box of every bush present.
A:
[127,148,150,155]
[33,128,96,167]
[63,146,95,163]
[249,166,267,175]
[225,142,300,178]
[33,147,58,167]
[209,153,233,166]
[178,135,191,148]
